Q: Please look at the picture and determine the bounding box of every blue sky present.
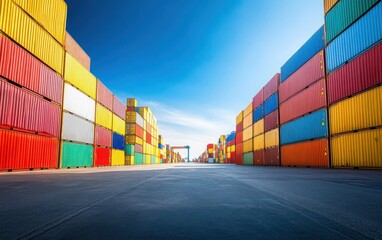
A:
[65,0,324,159]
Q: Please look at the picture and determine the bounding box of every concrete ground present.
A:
[0,164,381,240]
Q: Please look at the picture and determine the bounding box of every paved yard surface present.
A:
[0,163,381,240]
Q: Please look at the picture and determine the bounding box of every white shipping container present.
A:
[62,112,94,144]
[136,113,144,128]
[208,158,215,163]
[63,83,95,122]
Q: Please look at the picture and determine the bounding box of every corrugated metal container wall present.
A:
[112,149,125,166]
[243,126,253,141]
[326,2,382,73]
[279,51,325,103]
[265,129,279,148]
[64,53,96,99]
[125,145,134,155]
[0,0,64,75]
[264,147,279,166]
[264,110,279,132]
[264,93,278,116]
[0,34,63,104]
[112,114,125,135]
[125,155,134,165]
[281,139,329,167]
[280,109,328,145]
[94,126,111,147]
[135,144,143,153]
[253,89,264,110]
[113,96,126,120]
[253,119,264,137]
[0,129,59,170]
[253,134,265,150]
[94,147,111,167]
[0,79,61,137]
[236,122,243,133]
[253,105,263,122]
[236,111,243,125]
[61,142,93,168]
[112,132,125,150]
[328,42,382,104]
[281,26,325,82]
[96,103,112,129]
[324,0,339,14]
[263,74,280,100]
[145,154,151,164]
[235,143,243,165]
[96,80,113,110]
[280,79,327,125]
[243,112,253,129]
[65,32,91,71]
[243,102,253,117]
[64,83,95,122]
[243,139,253,153]
[243,152,253,165]
[329,86,382,135]
[331,129,382,168]
[134,153,143,165]
[236,131,243,143]
[253,150,264,166]
[61,112,94,144]
[325,0,379,43]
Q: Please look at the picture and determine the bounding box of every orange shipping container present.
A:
[243,102,253,117]
[65,32,91,71]
[243,125,253,141]
[243,112,253,129]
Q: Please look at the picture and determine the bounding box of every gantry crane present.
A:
[171,145,190,162]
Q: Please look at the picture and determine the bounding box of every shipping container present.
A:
[111,149,125,166]
[263,74,280,101]
[253,105,263,122]
[61,142,93,168]
[236,143,243,165]
[264,93,278,116]
[0,34,63,104]
[112,132,125,150]
[135,144,143,153]
[125,144,134,155]
[243,139,253,153]
[264,110,279,132]
[281,26,325,82]
[243,152,253,165]
[329,86,382,135]
[326,2,382,73]
[253,89,264,110]
[280,109,328,145]
[264,147,279,166]
[279,51,325,103]
[281,139,329,168]
[0,0,64,75]
[145,154,151,164]
[0,129,59,170]
[243,102,253,117]
[253,119,264,137]
[126,135,143,145]
[243,126,253,141]
[126,98,137,107]
[331,128,382,168]
[253,134,265,150]
[280,79,327,125]
[243,112,253,129]
[151,155,156,164]
[96,80,113,110]
[235,131,243,143]
[324,0,339,14]
[94,147,111,167]
[146,132,152,144]
[325,0,379,43]
[236,111,243,125]
[236,122,243,133]
[61,112,94,144]
[134,153,144,165]
[95,103,112,129]
[126,111,144,127]
[265,129,279,148]
[64,83,95,122]
[65,32,90,70]
[113,96,125,120]
[112,114,125,135]
[94,125,111,147]
[253,150,264,166]
[0,79,61,137]
[125,155,134,165]
[328,41,382,104]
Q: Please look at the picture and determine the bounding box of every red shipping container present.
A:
[95,125,112,147]
[230,151,236,164]
[207,144,214,149]
[264,73,280,101]
[235,132,243,143]
[96,80,113,110]
[236,122,243,133]
[0,34,63,104]
[264,110,279,132]
[254,150,264,166]
[113,96,125,120]
[280,79,327,124]
[94,147,111,167]
[253,88,264,110]
[0,79,61,137]
[281,138,329,168]
[265,147,279,166]
[235,143,243,165]
[136,125,144,139]
[135,144,143,153]
[328,42,382,104]
[279,50,325,104]
[126,107,134,112]
[0,129,59,171]
[146,132,152,144]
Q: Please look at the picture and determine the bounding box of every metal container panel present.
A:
[279,51,325,103]
[281,26,325,82]
[112,132,125,150]
[326,2,382,73]
[253,134,265,150]
[265,147,279,166]
[125,155,135,165]
[243,139,253,153]
[281,139,329,167]
[113,96,126,120]
[134,144,142,153]
[328,41,382,104]
[264,110,279,132]
[62,112,94,144]
[253,105,264,122]
[95,103,112,129]
[145,154,151,164]
[65,32,91,71]
[126,98,137,107]
[243,126,253,141]
[235,143,243,165]
[329,86,382,135]
[253,119,264,137]
[243,102,253,117]
[280,79,327,125]
[64,83,95,122]
[265,129,279,149]
[0,34,63,104]
[0,129,58,170]
[112,149,125,166]
[325,0,378,43]
[94,147,111,167]
[136,125,144,139]
[0,79,61,137]
[134,153,143,165]
[243,152,253,165]
[126,111,144,127]
[96,80,113,110]
[324,0,339,14]
[236,111,243,124]
[252,88,264,110]
[243,112,253,129]
[253,150,264,166]
[61,142,93,168]
[235,131,243,144]
[280,109,328,145]
[236,122,243,133]
[263,73,280,101]
[112,114,125,135]
[331,129,382,168]
[94,125,111,147]
[264,93,278,116]
[125,144,134,155]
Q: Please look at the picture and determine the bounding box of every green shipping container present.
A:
[125,144,135,155]
[134,153,143,165]
[243,152,253,165]
[61,142,93,168]
[150,155,156,164]
[325,0,378,43]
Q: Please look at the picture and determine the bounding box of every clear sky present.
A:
[65,0,324,159]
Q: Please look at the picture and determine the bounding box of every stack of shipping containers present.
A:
[279,26,330,168]
[325,0,382,168]
[126,98,144,165]
[242,103,253,165]
[218,135,226,163]
[166,145,171,163]
[207,144,215,163]
[226,132,236,164]
[252,89,264,166]
[111,96,126,166]
[158,135,166,163]
[235,112,243,165]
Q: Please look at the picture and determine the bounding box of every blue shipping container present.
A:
[280,108,328,145]
[253,105,263,122]
[112,132,125,150]
[281,26,325,82]
[326,2,382,73]
[158,143,163,149]
[264,93,278,116]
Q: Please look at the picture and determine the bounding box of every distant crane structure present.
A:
[171,145,190,163]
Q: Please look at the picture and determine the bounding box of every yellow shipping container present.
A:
[324,0,339,14]
[145,154,151,164]
[329,86,382,135]
[65,53,96,98]
[96,103,112,129]
[243,112,253,129]
[12,0,67,45]
[126,98,137,107]
[125,156,135,165]
[265,129,279,148]
[227,152,231,159]
[243,139,253,153]
[236,111,243,125]
[111,149,125,166]
[126,135,143,145]
[253,134,265,151]
[0,0,64,75]
[230,145,235,152]
[331,129,382,168]
[253,119,264,137]
[243,102,253,117]
[243,125,253,141]
[126,112,140,123]
[208,149,213,154]
[112,114,125,135]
